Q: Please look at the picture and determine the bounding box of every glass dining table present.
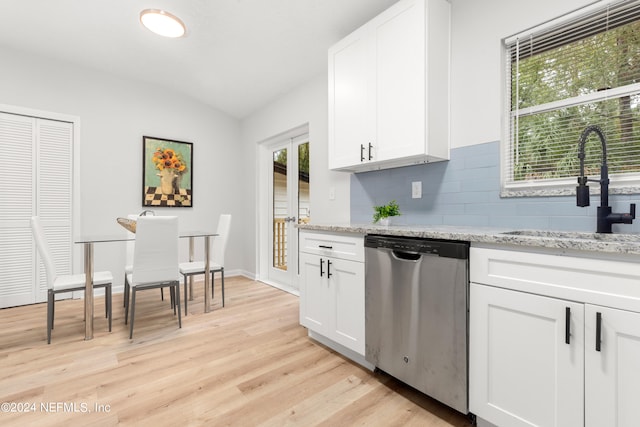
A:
[75,229,218,340]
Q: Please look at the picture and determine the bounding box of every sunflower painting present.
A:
[142,136,193,207]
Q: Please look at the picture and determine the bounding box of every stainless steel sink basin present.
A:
[500,229,640,242]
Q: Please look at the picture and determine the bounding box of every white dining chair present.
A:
[122,211,173,308]
[31,216,113,344]
[125,215,181,339]
[179,214,231,314]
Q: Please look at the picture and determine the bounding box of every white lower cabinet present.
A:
[470,283,584,427]
[470,246,640,427]
[584,305,640,427]
[299,231,365,355]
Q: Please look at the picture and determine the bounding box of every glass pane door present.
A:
[266,133,310,292]
[298,142,310,226]
[272,147,288,271]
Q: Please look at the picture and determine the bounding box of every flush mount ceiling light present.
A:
[140,9,186,38]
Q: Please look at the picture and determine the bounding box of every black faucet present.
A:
[576,125,635,233]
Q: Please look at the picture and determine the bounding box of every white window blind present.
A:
[504,0,640,191]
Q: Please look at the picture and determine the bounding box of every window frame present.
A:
[501,0,640,197]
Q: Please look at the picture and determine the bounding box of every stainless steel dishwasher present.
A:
[365,235,469,414]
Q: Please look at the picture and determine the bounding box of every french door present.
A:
[265,132,310,292]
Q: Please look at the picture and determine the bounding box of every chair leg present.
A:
[129,288,136,339]
[47,289,54,344]
[175,282,182,329]
[221,268,225,308]
[107,284,112,332]
[51,291,56,329]
[161,288,164,301]
[183,276,188,316]
[124,282,130,325]
[123,274,128,307]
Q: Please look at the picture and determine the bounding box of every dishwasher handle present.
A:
[392,250,422,261]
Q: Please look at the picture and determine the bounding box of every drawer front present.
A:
[300,231,364,262]
[470,247,640,313]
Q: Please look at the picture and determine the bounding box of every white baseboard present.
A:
[258,279,300,297]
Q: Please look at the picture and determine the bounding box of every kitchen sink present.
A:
[500,229,640,242]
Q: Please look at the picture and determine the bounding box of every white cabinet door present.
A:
[299,253,365,355]
[470,283,584,427]
[329,257,365,354]
[585,305,640,427]
[328,26,370,170]
[299,252,329,334]
[328,0,449,172]
[372,0,425,162]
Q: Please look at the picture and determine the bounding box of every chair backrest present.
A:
[132,216,179,285]
[30,216,56,289]
[211,214,232,265]
[125,211,155,266]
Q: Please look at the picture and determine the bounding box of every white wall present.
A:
[450,0,594,148]
[0,45,244,285]
[240,73,351,275]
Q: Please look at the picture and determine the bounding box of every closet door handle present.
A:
[327,260,333,278]
[360,144,365,162]
[320,258,324,277]
[565,307,571,344]
[368,142,373,160]
[596,312,602,352]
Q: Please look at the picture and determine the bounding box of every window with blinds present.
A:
[504,0,640,192]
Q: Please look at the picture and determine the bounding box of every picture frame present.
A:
[142,136,193,207]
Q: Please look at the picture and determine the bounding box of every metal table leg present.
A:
[204,235,211,313]
[83,242,94,340]
[189,237,194,300]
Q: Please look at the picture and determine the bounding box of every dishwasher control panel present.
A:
[364,235,468,259]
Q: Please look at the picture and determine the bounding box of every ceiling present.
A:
[0,0,399,119]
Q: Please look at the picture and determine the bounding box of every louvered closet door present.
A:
[0,112,73,308]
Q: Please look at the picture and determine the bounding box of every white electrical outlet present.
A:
[412,181,422,199]
[329,186,336,200]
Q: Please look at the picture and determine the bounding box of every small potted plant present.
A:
[373,200,401,226]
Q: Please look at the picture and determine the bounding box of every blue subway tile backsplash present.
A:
[350,141,640,233]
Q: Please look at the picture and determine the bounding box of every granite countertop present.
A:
[297,223,640,256]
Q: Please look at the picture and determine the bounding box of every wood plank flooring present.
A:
[0,277,473,426]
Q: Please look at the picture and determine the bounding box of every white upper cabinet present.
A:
[328,0,450,172]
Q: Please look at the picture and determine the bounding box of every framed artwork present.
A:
[142,136,193,207]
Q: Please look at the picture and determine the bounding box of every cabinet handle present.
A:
[320,258,324,277]
[565,307,571,344]
[360,144,365,162]
[596,312,602,352]
[318,245,333,249]
[327,260,333,278]
[368,142,373,160]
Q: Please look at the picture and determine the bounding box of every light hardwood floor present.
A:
[0,277,473,426]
